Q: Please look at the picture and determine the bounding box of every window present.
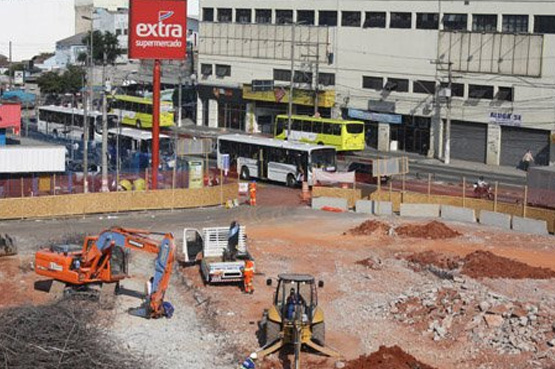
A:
[203,8,214,22]
[417,13,439,29]
[342,11,361,27]
[319,73,335,86]
[534,16,555,34]
[301,120,312,132]
[276,10,293,24]
[502,15,528,33]
[273,69,291,81]
[294,71,312,84]
[497,86,513,102]
[217,8,232,23]
[319,11,338,26]
[385,78,409,92]
[364,12,386,28]
[297,10,315,25]
[346,124,364,134]
[390,12,412,29]
[413,80,436,94]
[236,9,251,23]
[201,64,213,76]
[473,14,497,32]
[440,82,464,97]
[468,84,494,99]
[255,9,271,24]
[443,14,467,30]
[215,64,231,77]
[313,121,322,133]
[362,76,383,90]
[291,120,301,131]
[331,124,341,136]
[116,29,122,36]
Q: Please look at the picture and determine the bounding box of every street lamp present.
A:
[81,11,97,193]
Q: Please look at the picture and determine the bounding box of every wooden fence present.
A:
[0,183,238,220]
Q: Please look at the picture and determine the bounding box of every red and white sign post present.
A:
[129,0,187,189]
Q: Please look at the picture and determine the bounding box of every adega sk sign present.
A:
[129,0,187,60]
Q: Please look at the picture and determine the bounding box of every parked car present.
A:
[346,161,390,184]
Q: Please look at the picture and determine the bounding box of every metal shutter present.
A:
[500,127,550,166]
[450,121,487,163]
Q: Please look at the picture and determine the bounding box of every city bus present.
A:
[107,127,174,170]
[37,105,118,142]
[217,134,336,187]
[109,94,174,129]
[274,115,365,151]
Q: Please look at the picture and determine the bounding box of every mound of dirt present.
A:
[343,345,437,369]
[461,250,555,279]
[395,221,461,239]
[348,220,391,236]
[404,251,461,271]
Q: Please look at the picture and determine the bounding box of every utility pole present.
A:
[313,45,320,116]
[101,51,109,192]
[444,62,453,165]
[287,21,296,139]
[8,41,13,90]
[82,13,95,193]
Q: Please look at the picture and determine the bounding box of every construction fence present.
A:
[0,182,238,221]
[312,184,555,234]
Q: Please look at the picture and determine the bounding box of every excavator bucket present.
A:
[34,279,54,293]
[0,234,17,257]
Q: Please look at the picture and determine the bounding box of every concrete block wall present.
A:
[400,203,440,218]
[312,197,349,211]
[479,210,511,230]
[440,205,476,223]
[512,216,549,235]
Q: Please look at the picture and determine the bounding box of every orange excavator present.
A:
[34,226,176,319]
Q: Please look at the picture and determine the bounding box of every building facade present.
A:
[197,0,555,166]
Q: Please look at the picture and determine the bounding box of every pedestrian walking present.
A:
[521,149,534,171]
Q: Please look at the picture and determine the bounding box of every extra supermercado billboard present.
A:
[128,0,187,60]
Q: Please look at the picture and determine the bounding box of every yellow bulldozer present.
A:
[253,274,341,368]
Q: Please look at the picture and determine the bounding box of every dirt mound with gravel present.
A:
[461,250,555,279]
[405,251,462,271]
[395,221,461,239]
[348,220,391,236]
[343,345,437,369]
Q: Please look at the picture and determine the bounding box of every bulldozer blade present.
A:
[34,279,54,293]
[253,339,285,361]
[304,339,342,358]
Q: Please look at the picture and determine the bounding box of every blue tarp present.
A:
[1,90,36,104]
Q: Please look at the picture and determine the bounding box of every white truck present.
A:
[180,226,254,284]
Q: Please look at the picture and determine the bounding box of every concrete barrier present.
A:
[440,205,476,223]
[355,200,373,214]
[373,201,393,216]
[479,210,511,230]
[312,197,348,211]
[400,203,440,218]
[512,216,548,235]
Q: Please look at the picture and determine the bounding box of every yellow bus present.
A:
[109,94,174,129]
[274,115,365,151]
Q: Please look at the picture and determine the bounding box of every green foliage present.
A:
[3,63,25,76]
[81,30,123,65]
[37,66,85,94]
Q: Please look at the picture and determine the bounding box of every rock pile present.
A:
[389,279,555,357]
[342,345,437,369]
[395,221,461,239]
[348,220,391,236]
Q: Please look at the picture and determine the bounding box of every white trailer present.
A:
[181,226,254,284]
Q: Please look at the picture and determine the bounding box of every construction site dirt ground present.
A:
[0,185,554,369]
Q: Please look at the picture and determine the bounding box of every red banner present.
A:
[128,0,187,60]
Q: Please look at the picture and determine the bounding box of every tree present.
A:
[78,30,123,65]
[37,66,85,94]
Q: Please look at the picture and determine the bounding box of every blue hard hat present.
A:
[241,357,255,369]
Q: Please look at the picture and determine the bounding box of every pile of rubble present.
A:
[389,279,555,357]
[395,221,462,239]
[461,250,555,279]
[347,220,391,236]
[342,345,437,369]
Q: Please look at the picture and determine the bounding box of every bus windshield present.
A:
[346,123,364,134]
[310,148,336,170]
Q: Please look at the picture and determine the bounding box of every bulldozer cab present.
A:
[274,274,317,323]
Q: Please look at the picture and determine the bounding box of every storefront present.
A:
[197,85,246,130]
[390,116,431,155]
[500,126,550,167]
[450,120,488,163]
[345,108,403,150]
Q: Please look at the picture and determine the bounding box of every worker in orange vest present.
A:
[248,181,257,206]
[242,259,255,294]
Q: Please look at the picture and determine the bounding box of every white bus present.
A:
[217,134,336,187]
[38,105,118,142]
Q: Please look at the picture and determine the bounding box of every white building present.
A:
[0,0,75,61]
[75,0,129,33]
[197,0,555,167]
[42,33,88,70]
[93,8,129,63]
